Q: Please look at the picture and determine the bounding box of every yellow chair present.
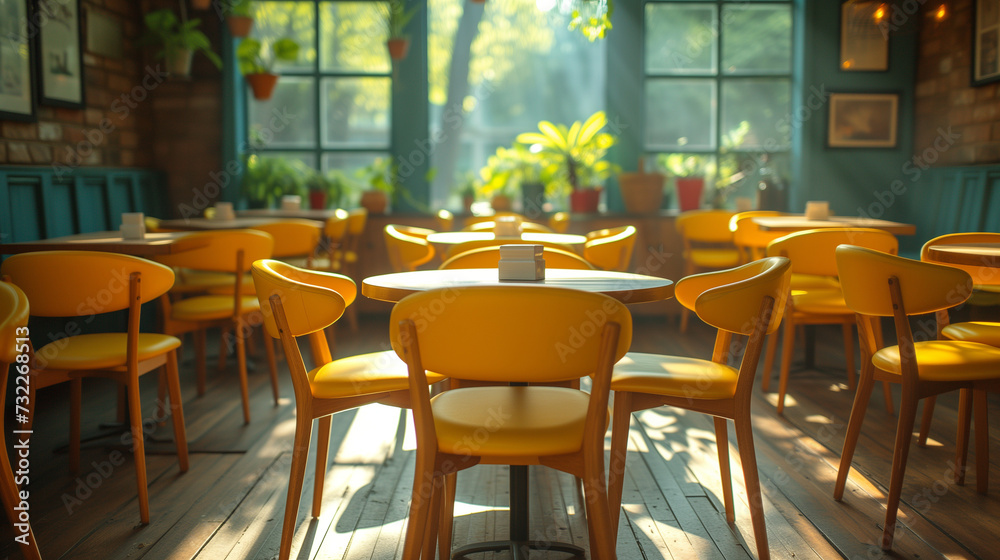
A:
[609,257,791,560]
[584,225,636,271]
[764,228,898,414]
[384,224,436,272]
[463,211,527,228]
[156,230,276,424]
[251,219,322,268]
[731,211,841,289]
[0,280,42,560]
[439,245,594,270]
[832,245,1000,551]
[443,238,573,260]
[675,210,740,332]
[462,220,554,233]
[321,208,350,271]
[341,208,368,331]
[917,232,1000,451]
[549,211,570,233]
[392,286,630,560]
[251,259,445,560]
[1,252,189,525]
[436,209,455,231]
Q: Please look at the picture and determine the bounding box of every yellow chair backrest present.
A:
[836,245,973,317]
[390,286,632,383]
[444,238,572,260]
[324,209,350,241]
[1,251,175,317]
[549,211,570,233]
[347,208,368,235]
[0,280,30,364]
[464,212,527,228]
[384,225,435,272]
[766,228,897,277]
[584,225,637,271]
[155,230,274,273]
[436,209,455,231]
[675,257,791,335]
[251,259,353,339]
[439,245,594,270]
[920,232,1000,288]
[463,221,553,233]
[250,220,322,258]
[392,224,437,239]
[729,211,784,263]
[676,210,736,243]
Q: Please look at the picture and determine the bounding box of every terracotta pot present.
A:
[462,195,475,214]
[569,188,601,213]
[619,171,665,214]
[676,177,705,211]
[166,48,194,79]
[360,190,389,214]
[309,190,327,210]
[227,16,254,37]
[490,194,512,212]
[191,0,212,9]
[245,73,279,100]
[387,38,410,60]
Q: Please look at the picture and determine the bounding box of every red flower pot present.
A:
[309,190,327,210]
[387,38,410,60]
[245,73,279,100]
[676,177,705,211]
[227,16,254,38]
[569,188,601,213]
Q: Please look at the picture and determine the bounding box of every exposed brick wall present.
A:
[914,0,1000,164]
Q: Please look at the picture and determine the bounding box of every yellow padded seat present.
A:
[308,352,446,399]
[36,333,181,370]
[872,340,1000,381]
[791,273,841,290]
[171,295,260,321]
[688,248,740,268]
[943,321,1000,346]
[613,353,738,400]
[431,386,592,457]
[178,270,243,288]
[790,289,848,314]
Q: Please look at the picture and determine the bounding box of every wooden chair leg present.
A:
[608,391,633,536]
[278,412,313,560]
[69,378,82,474]
[126,374,151,524]
[235,323,251,424]
[872,320,894,415]
[313,415,331,517]
[194,329,207,396]
[973,389,989,494]
[402,448,436,560]
[583,448,616,559]
[165,351,189,472]
[735,409,769,560]
[776,315,796,414]
[714,416,735,523]
[264,335,280,406]
[439,472,457,560]
[156,368,167,424]
[422,477,444,560]
[918,395,937,448]
[762,332,779,392]
[954,390,971,485]
[834,362,875,501]
[0,444,42,560]
[217,327,229,372]
[841,323,856,390]
[881,386,918,551]
[679,306,691,334]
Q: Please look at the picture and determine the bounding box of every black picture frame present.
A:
[827,93,899,149]
[0,0,37,121]
[974,0,1000,85]
[34,0,84,109]
[839,0,890,72]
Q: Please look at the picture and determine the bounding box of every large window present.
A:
[644,1,792,207]
[246,1,391,202]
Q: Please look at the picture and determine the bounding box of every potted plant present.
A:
[357,157,397,214]
[305,169,349,210]
[478,144,547,214]
[618,157,666,214]
[237,37,300,100]
[221,0,254,38]
[379,0,420,60]
[516,111,619,214]
[192,0,212,10]
[142,9,222,79]
[241,154,308,208]
[659,153,711,212]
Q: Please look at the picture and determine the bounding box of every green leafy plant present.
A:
[241,155,308,207]
[515,110,620,196]
[358,156,398,194]
[222,0,253,17]
[142,9,221,70]
[569,0,613,41]
[378,0,420,39]
[236,37,299,75]
[477,144,542,199]
[305,168,352,208]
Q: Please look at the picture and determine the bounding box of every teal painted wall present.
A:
[793,0,919,223]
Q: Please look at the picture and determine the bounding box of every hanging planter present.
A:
[386,38,410,60]
[165,48,195,79]
[245,73,279,100]
[142,9,222,80]
[237,37,300,101]
[191,0,211,9]
[227,16,254,37]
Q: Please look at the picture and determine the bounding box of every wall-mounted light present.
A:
[934,3,948,22]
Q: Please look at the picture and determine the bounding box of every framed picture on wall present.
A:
[974,0,1000,85]
[0,0,36,121]
[840,0,890,71]
[35,0,85,109]
[827,93,899,148]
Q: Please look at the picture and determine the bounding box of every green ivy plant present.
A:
[236,37,299,75]
[142,9,221,70]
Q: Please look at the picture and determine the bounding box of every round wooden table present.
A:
[425,231,587,245]
[926,242,1000,268]
[362,267,674,304]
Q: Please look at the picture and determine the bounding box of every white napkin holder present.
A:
[805,200,830,220]
[493,215,522,237]
[213,202,235,221]
[120,212,145,240]
[499,244,544,281]
[281,195,302,211]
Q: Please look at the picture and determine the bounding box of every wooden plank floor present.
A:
[2,313,998,559]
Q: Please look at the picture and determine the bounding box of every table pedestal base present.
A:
[452,540,584,559]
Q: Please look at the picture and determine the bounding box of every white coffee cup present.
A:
[214,201,235,220]
[281,195,302,211]
[805,201,829,220]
